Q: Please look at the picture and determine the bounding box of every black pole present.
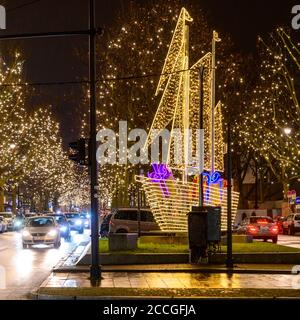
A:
[199,67,205,207]
[137,188,141,238]
[89,0,101,282]
[254,160,259,209]
[226,123,234,268]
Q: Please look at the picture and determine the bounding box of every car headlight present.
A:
[14,220,22,227]
[75,219,82,226]
[22,230,30,237]
[47,229,57,237]
[60,226,67,232]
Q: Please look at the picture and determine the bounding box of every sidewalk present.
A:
[35,266,300,300]
[54,263,296,274]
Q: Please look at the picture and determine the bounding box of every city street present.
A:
[0,231,90,300]
[278,234,300,249]
[0,231,300,300]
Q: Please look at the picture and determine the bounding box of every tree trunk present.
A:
[282,179,289,201]
[12,186,17,215]
[281,166,289,201]
[0,182,4,212]
[120,166,130,207]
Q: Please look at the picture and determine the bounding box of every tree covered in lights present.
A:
[239,28,300,199]
[0,54,31,211]
[0,54,87,212]
[58,165,90,211]
[21,108,89,211]
[81,0,243,206]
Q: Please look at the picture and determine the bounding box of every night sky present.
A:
[0,0,297,146]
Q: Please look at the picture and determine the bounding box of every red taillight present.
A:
[270,225,279,234]
[257,220,268,225]
[247,225,258,233]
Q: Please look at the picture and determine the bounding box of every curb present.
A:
[52,266,294,275]
[54,240,89,269]
[78,252,300,265]
[36,294,300,301]
[34,288,300,300]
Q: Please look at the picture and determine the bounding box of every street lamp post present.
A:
[226,123,234,269]
[89,0,101,282]
[137,188,141,238]
[199,66,205,207]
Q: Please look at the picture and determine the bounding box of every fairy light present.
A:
[237,28,300,190]
[79,3,240,206]
[0,54,88,211]
[137,8,237,230]
[146,8,225,172]
[136,175,239,231]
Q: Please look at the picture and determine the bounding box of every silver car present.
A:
[22,216,61,249]
[109,208,160,234]
[0,213,15,231]
[0,216,8,233]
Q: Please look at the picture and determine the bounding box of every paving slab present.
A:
[35,270,300,299]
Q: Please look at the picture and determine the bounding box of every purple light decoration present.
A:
[148,163,172,198]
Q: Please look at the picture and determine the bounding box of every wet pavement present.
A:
[42,271,299,290]
[1,232,300,299]
[0,230,90,299]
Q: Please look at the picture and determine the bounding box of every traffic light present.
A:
[68,138,87,166]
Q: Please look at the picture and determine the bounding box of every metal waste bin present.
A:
[188,206,222,263]
[207,206,221,242]
[188,206,208,263]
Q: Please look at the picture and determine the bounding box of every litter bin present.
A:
[188,206,208,263]
[207,206,221,242]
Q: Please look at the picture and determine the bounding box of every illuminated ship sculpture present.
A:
[136,8,239,231]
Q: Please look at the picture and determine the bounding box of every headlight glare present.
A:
[75,219,82,226]
[47,229,57,237]
[22,230,30,237]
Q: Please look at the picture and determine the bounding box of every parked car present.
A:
[282,214,300,235]
[236,216,278,243]
[47,214,71,240]
[109,208,160,234]
[274,216,286,234]
[100,213,112,238]
[64,212,84,234]
[22,216,61,249]
[0,216,8,233]
[80,212,91,229]
[0,212,15,231]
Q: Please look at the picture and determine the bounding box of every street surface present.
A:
[0,232,300,299]
[278,234,300,249]
[0,230,90,299]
